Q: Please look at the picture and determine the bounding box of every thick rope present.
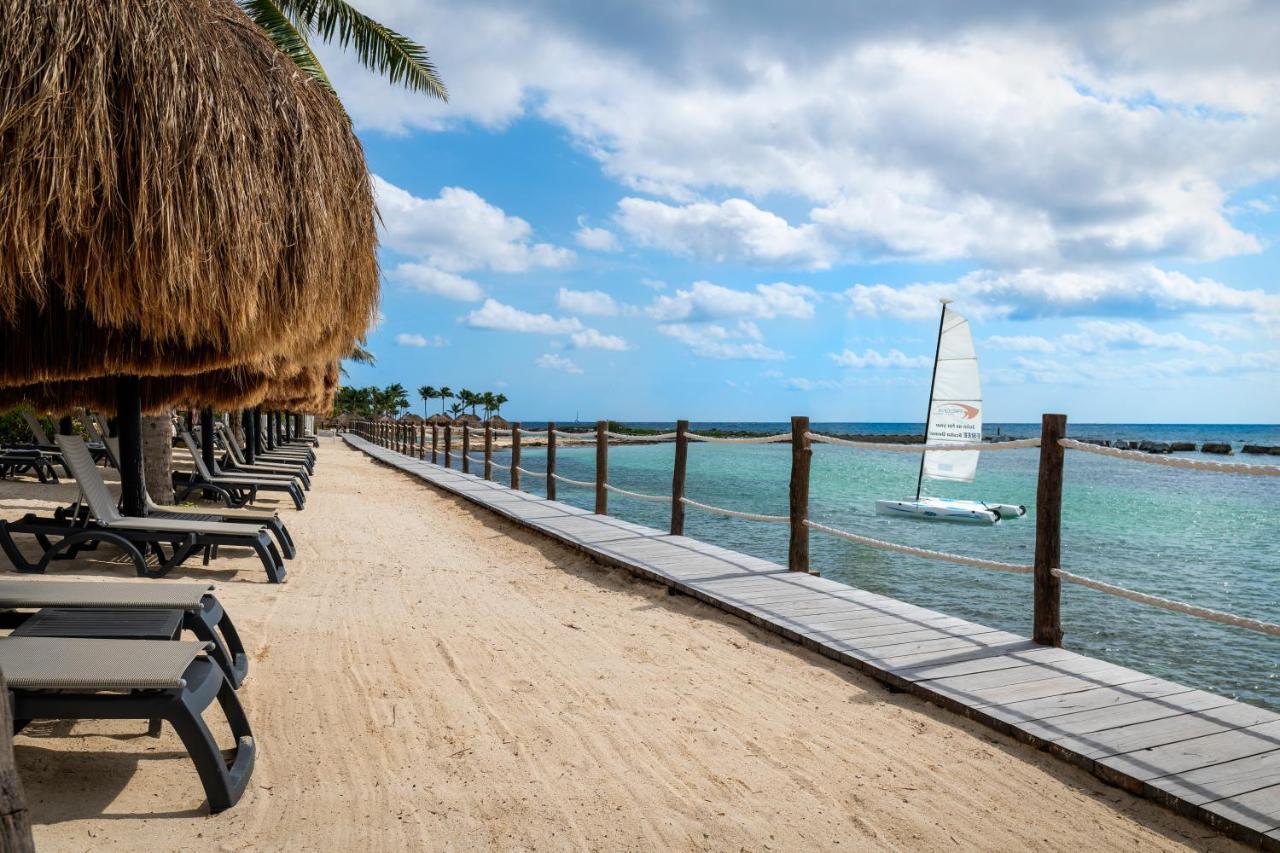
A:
[551,473,595,488]
[1058,438,1280,476]
[604,431,679,441]
[686,432,792,444]
[603,483,672,502]
[805,520,1034,574]
[488,459,510,470]
[808,433,1041,453]
[552,430,595,440]
[1053,569,1280,636]
[516,466,544,477]
[679,497,789,522]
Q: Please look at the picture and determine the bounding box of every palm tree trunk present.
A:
[141,412,174,505]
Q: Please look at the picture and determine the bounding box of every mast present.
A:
[915,299,951,500]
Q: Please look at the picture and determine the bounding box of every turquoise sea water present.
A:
[493,423,1279,710]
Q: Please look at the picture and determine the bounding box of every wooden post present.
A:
[115,375,146,517]
[1034,413,1067,647]
[444,425,452,469]
[462,425,471,474]
[484,423,493,480]
[595,420,608,515]
[432,424,439,464]
[788,415,811,573]
[546,422,557,501]
[0,677,35,853]
[511,423,522,490]
[671,419,689,535]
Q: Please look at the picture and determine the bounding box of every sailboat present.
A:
[874,300,1026,525]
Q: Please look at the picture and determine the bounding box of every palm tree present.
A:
[448,401,465,419]
[240,1,447,101]
[418,385,437,418]
[493,393,508,418]
[437,386,453,415]
[384,383,409,418]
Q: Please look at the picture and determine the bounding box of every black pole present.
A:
[242,409,256,463]
[253,407,264,454]
[58,415,74,436]
[115,376,145,517]
[915,300,950,501]
[200,407,216,474]
[284,411,293,441]
[266,411,276,450]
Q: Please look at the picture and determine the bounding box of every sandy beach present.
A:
[1,438,1241,851]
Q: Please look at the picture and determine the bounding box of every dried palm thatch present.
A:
[261,360,339,414]
[0,364,275,414]
[0,0,379,386]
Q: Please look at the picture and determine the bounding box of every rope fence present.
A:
[603,483,672,503]
[805,520,1033,574]
[1053,569,1280,637]
[1059,438,1280,476]
[680,497,789,523]
[551,473,595,488]
[686,432,791,444]
[808,433,1041,453]
[354,414,1277,647]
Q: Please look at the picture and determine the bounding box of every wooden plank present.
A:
[1065,702,1279,762]
[1016,690,1235,743]
[1096,719,1280,782]
[1198,785,1280,836]
[1151,750,1280,805]
[985,678,1195,730]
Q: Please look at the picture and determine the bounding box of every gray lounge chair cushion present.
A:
[0,636,208,689]
[0,579,214,610]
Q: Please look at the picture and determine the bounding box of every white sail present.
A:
[922,306,982,483]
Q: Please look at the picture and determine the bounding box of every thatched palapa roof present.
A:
[0,0,379,387]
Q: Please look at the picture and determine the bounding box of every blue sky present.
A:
[330,0,1279,424]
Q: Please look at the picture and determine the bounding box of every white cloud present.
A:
[391,263,484,301]
[657,322,785,361]
[985,335,1057,353]
[330,4,1280,270]
[640,277,668,290]
[842,266,1280,322]
[395,333,429,348]
[1059,320,1229,356]
[536,353,584,374]
[464,299,583,334]
[374,177,573,272]
[648,281,818,322]
[570,328,629,351]
[828,348,931,369]
[556,288,619,316]
[617,197,833,268]
[574,218,621,252]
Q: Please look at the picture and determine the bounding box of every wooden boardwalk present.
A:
[346,434,1280,849]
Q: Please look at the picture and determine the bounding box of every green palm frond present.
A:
[239,0,334,92]
[279,0,447,100]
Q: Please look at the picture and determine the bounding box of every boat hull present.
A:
[874,497,1019,524]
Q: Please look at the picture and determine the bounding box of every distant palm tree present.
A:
[437,386,453,415]
[458,388,478,416]
[418,385,437,418]
[492,393,508,418]
[240,0,447,100]
[448,401,465,418]
[480,391,496,421]
[385,383,409,417]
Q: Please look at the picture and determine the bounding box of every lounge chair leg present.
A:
[186,597,249,688]
[148,718,163,737]
[250,533,286,584]
[163,659,255,813]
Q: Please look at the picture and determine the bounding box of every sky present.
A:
[328,0,1280,424]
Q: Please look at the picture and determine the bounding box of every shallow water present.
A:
[485,422,1280,710]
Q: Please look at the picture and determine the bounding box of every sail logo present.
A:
[933,403,979,420]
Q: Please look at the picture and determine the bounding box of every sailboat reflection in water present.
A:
[875,300,1026,525]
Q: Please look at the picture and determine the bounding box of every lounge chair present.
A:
[2,636,255,812]
[94,435,295,559]
[174,430,305,510]
[0,436,287,582]
[214,421,314,475]
[21,409,108,465]
[0,578,248,687]
[0,448,60,483]
[194,425,311,488]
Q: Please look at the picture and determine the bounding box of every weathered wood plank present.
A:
[1096,719,1280,782]
[1065,702,1279,763]
[1151,750,1280,806]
